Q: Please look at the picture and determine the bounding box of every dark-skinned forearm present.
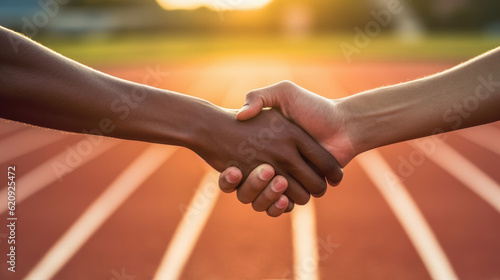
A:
[0,26,211,150]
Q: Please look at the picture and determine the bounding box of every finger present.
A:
[218,167,243,193]
[252,175,288,212]
[237,81,293,121]
[287,158,328,198]
[284,200,294,213]
[266,195,289,218]
[236,164,275,204]
[282,174,310,205]
[295,133,344,187]
[236,93,265,121]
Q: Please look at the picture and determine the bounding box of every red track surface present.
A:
[0,59,499,280]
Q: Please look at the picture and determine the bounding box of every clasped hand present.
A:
[191,102,343,217]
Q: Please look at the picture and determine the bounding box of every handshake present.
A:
[2,27,499,219]
[208,44,500,217]
[205,81,351,217]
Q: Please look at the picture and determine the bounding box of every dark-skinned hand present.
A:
[191,105,342,216]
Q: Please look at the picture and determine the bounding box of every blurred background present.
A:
[1,1,500,280]
[1,0,500,64]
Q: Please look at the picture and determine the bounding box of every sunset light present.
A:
[155,0,274,11]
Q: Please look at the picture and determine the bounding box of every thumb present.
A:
[218,166,243,193]
[236,91,266,121]
[236,83,285,121]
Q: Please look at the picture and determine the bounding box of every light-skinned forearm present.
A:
[340,47,500,155]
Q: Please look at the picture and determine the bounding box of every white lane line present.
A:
[0,139,118,215]
[0,128,67,164]
[291,201,320,280]
[357,150,458,280]
[412,141,500,214]
[153,63,279,280]
[289,63,326,280]
[24,145,175,280]
[458,125,500,156]
[153,170,220,280]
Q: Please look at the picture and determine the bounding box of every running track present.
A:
[0,58,499,280]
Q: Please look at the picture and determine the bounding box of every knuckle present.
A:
[277,80,300,102]
[246,89,260,100]
[278,80,295,89]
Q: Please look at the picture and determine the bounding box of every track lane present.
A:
[1,60,499,280]
[0,141,148,279]
[292,61,500,279]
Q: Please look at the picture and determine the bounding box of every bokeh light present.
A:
[155,0,274,11]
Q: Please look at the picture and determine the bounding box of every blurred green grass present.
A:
[40,33,500,66]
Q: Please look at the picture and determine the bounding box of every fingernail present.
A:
[272,179,286,192]
[258,166,273,181]
[238,105,249,114]
[226,171,240,184]
[275,196,287,209]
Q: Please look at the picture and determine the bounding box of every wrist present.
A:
[184,104,237,172]
[336,88,390,157]
[328,97,361,166]
[339,84,419,156]
[111,83,219,151]
[181,99,224,153]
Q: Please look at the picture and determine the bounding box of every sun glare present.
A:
[155,0,274,11]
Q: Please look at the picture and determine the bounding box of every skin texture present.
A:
[220,164,292,216]
[0,26,343,215]
[222,47,500,216]
[194,107,343,206]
